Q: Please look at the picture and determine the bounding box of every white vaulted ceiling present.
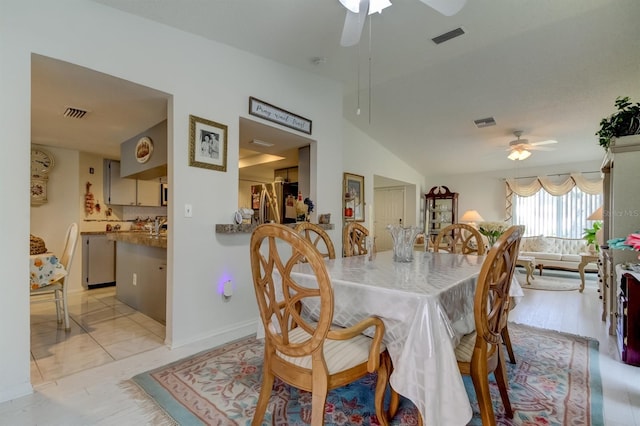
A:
[34,0,640,175]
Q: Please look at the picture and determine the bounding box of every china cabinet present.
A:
[600,135,640,335]
[424,186,458,247]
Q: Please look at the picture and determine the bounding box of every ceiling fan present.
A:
[506,130,558,161]
[339,0,467,47]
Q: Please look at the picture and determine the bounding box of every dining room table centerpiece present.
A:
[478,221,510,247]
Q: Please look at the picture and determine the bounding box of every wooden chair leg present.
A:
[471,362,495,426]
[375,351,391,426]
[252,368,274,426]
[310,383,328,426]
[494,351,514,418]
[502,325,516,364]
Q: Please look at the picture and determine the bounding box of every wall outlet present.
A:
[223,280,233,297]
[132,273,137,286]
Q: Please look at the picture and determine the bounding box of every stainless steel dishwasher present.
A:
[81,234,116,288]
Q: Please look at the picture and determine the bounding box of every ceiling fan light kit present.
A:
[339,0,391,15]
[508,148,531,161]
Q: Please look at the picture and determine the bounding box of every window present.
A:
[512,186,602,238]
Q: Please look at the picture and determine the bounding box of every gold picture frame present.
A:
[189,114,228,172]
[343,172,365,222]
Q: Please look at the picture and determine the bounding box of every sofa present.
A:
[519,236,598,273]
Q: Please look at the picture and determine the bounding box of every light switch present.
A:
[184,204,193,217]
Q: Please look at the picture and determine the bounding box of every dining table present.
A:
[290,249,524,426]
[29,253,67,290]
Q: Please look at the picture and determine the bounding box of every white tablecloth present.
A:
[288,250,523,426]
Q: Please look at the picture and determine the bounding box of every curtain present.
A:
[505,172,603,221]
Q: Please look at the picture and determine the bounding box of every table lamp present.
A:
[460,210,485,228]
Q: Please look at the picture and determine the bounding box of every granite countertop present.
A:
[106,231,167,249]
[215,223,335,234]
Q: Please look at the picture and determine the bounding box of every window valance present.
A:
[505,172,603,221]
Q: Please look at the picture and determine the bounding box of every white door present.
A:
[374,187,406,251]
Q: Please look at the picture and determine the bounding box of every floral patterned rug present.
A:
[127,323,603,425]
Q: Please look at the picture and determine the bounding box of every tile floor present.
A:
[0,270,638,425]
[29,286,165,386]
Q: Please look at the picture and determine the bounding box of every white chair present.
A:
[30,223,79,330]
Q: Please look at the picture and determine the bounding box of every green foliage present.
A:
[583,221,602,249]
[596,96,640,150]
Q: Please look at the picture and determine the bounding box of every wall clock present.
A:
[135,136,153,163]
[31,148,55,176]
[30,177,48,205]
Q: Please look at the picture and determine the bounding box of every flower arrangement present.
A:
[478,221,510,246]
[608,232,640,259]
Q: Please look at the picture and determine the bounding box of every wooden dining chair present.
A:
[250,224,391,426]
[294,222,336,260]
[343,222,369,257]
[389,225,522,426]
[30,223,79,330]
[434,223,486,255]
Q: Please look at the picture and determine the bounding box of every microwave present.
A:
[161,183,168,206]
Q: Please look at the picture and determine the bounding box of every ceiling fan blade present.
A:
[340,0,369,47]
[418,0,466,16]
[530,146,556,151]
[531,139,558,146]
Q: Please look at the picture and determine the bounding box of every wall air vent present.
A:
[432,27,465,45]
[473,117,496,128]
[63,107,89,119]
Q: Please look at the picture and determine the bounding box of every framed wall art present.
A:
[343,172,365,222]
[189,114,228,172]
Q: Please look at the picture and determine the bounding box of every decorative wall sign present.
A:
[189,115,228,172]
[249,97,312,135]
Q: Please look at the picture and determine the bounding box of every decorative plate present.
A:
[135,136,153,163]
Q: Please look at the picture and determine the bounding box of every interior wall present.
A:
[342,120,425,234]
[2,0,344,402]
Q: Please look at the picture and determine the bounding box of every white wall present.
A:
[2,0,345,401]
[30,146,83,293]
[342,120,425,232]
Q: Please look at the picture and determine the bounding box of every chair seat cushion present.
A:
[454,331,477,363]
[454,331,495,363]
[276,326,385,374]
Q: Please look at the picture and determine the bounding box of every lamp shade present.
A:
[460,210,485,223]
[587,206,603,221]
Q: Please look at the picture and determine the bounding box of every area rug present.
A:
[125,323,603,425]
[514,270,590,291]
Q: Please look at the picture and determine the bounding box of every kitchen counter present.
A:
[107,231,167,249]
[215,223,335,234]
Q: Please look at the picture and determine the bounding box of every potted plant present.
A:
[596,96,640,151]
[583,221,602,253]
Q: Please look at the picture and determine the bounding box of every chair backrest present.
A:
[343,222,369,257]
[250,224,334,359]
[434,223,486,255]
[60,223,79,272]
[294,222,336,260]
[473,225,522,355]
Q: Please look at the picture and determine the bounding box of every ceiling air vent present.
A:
[63,107,89,119]
[432,27,465,45]
[473,117,496,128]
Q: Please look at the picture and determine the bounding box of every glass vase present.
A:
[387,224,421,262]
